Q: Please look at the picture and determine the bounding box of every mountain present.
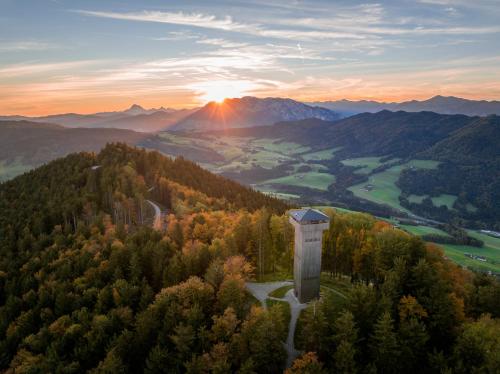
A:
[421,115,500,162]
[82,108,197,132]
[0,120,224,181]
[171,96,340,132]
[0,120,149,181]
[0,105,196,133]
[310,95,500,117]
[215,110,475,158]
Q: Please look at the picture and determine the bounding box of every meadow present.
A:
[398,224,500,273]
[347,159,445,214]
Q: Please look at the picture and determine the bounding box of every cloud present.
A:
[196,38,247,48]
[152,31,199,41]
[76,9,371,41]
[76,10,256,33]
[0,60,103,78]
[0,41,59,51]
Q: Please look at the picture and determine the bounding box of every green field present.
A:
[292,163,328,173]
[399,224,451,237]
[348,160,444,214]
[439,243,500,273]
[431,194,457,209]
[409,194,457,209]
[269,285,294,298]
[252,138,310,155]
[301,147,341,161]
[341,157,385,174]
[408,194,426,204]
[398,224,500,273]
[259,171,335,191]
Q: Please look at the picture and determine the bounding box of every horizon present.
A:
[1,0,500,116]
[3,93,500,117]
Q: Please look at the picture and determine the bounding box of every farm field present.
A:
[397,223,500,273]
[439,243,500,273]
[341,156,386,174]
[399,224,451,237]
[347,159,445,214]
[257,171,335,191]
[301,147,341,161]
[408,193,458,209]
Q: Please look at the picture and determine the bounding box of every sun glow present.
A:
[190,79,257,104]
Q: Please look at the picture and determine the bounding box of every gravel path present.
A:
[245,281,307,368]
[146,200,162,230]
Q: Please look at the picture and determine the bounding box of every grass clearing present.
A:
[348,163,409,213]
[301,147,341,161]
[431,194,457,209]
[408,194,426,204]
[269,285,294,299]
[292,163,328,173]
[397,224,500,273]
[399,224,451,237]
[439,243,500,273]
[341,157,385,174]
[260,172,335,191]
[252,138,310,155]
[408,194,458,210]
[467,230,500,251]
[406,159,440,169]
[348,160,443,214]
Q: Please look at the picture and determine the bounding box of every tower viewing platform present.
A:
[289,208,330,303]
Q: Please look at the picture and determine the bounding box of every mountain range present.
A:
[171,96,340,132]
[310,95,500,117]
[0,105,196,133]
[2,95,499,134]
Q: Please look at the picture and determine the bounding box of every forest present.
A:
[0,144,499,373]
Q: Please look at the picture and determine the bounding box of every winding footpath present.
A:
[146,199,162,230]
[245,281,307,368]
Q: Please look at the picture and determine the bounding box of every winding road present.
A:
[146,199,162,230]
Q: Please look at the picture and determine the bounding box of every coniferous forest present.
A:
[1,144,499,373]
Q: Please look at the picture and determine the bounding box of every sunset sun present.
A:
[192,80,257,104]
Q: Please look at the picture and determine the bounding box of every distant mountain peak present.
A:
[309,95,500,117]
[129,104,144,110]
[171,96,339,132]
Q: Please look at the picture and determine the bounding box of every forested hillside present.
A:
[0,144,499,373]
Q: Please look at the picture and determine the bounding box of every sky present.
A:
[1,0,500,115]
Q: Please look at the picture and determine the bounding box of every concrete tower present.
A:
[289,208,330,303]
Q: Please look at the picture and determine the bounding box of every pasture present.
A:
[348,159,447,214]
[398,223,500,273]
[301,147,341,161]
[258,171,335,191]
[341,156,385,174]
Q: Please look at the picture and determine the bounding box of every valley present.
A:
[1,102,499,276]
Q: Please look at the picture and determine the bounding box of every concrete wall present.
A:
[290,218,329,303]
